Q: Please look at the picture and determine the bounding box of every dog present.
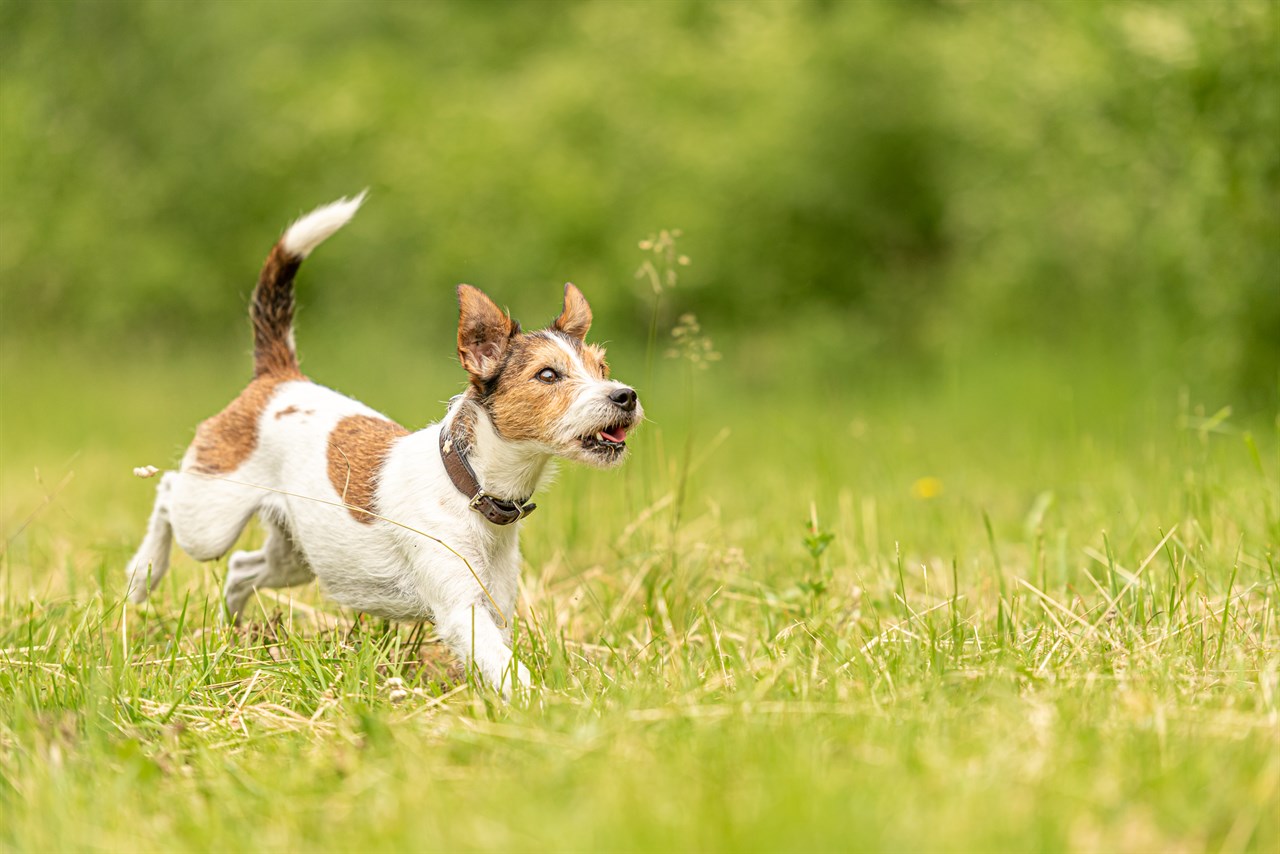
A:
[125,193,642,696]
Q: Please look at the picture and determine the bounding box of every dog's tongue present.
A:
[602,425,629,443]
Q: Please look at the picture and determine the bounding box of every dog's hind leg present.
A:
[167,469,261,562]
[125,472,177,603]
[224,519,314,622]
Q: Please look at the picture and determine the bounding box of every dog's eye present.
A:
[536,368,560,384]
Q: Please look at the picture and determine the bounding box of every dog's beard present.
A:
[555,394,642,468]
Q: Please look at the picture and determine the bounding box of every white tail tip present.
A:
[281,190,367,259]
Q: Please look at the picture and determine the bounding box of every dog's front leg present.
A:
[435,603,531,699]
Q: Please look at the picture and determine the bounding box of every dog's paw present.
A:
[498,660,533,701]
[125,579,150,605]
[124,557,155,604]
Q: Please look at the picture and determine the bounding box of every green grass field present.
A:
[1,332,1277,852]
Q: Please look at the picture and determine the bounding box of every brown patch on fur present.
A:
[253,242,302,379]
[189,374,300,474]
[326,415,409,523]
[190,234,314,473]
[484,334,592,441]
[275,405,300,419]
[583,343,609,379]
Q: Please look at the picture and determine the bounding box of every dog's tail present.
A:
[251,191,367,378]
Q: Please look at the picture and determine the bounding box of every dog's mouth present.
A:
[580,423,631,455]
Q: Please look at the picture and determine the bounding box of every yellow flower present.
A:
[911,477,943,500]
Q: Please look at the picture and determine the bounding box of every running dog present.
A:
[125,193,642,695]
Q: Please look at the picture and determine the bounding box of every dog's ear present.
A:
[552,282,592,341]
[457,285,518,380]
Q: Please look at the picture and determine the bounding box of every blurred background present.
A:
[1,0,1277,535]
[3,6,1278,848]
[4,0,1277,386]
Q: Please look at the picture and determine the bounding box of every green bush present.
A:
[1,0,1275,401]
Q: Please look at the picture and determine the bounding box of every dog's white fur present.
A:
[281,191,367,258]
[125,196,641,697]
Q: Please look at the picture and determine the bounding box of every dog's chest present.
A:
[267,416,525,619]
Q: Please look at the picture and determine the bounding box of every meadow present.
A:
[1,323,1276,851]
[3,1,1278,850]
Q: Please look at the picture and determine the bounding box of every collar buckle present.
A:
[442,423,537,526]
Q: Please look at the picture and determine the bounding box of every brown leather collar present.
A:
[439,422,536,526]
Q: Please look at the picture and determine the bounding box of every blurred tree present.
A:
[0,0,1274,403]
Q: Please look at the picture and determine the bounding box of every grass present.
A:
[1,329,1277,853]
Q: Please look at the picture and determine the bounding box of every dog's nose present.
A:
[610,387,637,412]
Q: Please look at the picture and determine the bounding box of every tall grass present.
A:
[1,331,1276,850]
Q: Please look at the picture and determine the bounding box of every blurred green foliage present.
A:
[1,0,1276,403]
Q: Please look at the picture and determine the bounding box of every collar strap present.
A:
[439,425,536,526]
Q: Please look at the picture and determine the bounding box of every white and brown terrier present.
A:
[125,193,642,695]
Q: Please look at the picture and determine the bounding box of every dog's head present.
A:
[457,283,642,467]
